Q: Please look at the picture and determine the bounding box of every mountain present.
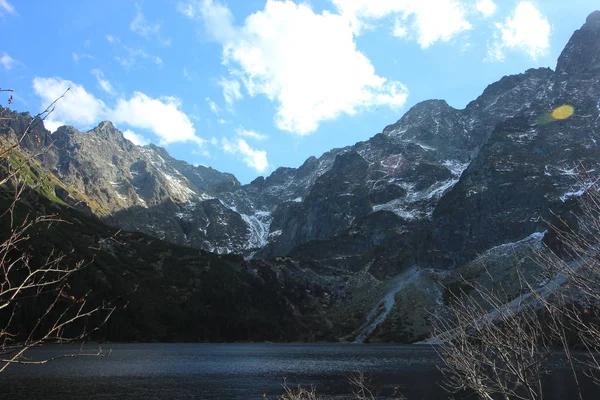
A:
[1,11,599,343]
[0,183,334,343]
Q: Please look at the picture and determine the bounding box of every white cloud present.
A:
[33,77,108,128]
[205,97,219,115]
[196,148,211,158]
[177,1,198,19]
[221,137,268,173]
[218,77,242,107]
[43,120,66,133]
[106,34,120,44]
[487,1,550,62]
[111,92,202,146]
[115,46,163,69]
[190,0,408,135]
[130,4,171,46]
[183,67,192,81]
[91,69,116,96]
[392,21,407,38]
[130,4,159,36]
[475,0,496,18]
[236,127,268,141]
[72,52,94,63]
[0,0,15,15]
[331,0,472,48]
[0,52,15,70]
[106,32,162,69]
[182,0,235,42]
[32,77,202,147]
[123,129,150,146]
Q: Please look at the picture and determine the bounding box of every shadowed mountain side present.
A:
[430,76,600,268]
[1,12,600,344]
[0,187,335,343]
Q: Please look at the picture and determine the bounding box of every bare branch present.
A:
[0,86,115,372]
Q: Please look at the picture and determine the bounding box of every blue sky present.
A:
[0,0,596,184]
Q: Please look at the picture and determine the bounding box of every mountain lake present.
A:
[0,343,599,399]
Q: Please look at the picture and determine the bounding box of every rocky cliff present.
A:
[2,11,600,343]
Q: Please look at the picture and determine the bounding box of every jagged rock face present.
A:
[0,109,54,153]
[383,100,472,159]
[261,151,372,256]
[6,38,587,265]
[6,13,599,264]
[557,11,600,76]
[48,122,239,212]
[24,121,253,253]
[2,11,600,343]
[107,198,250,254]
[431,56,600,268]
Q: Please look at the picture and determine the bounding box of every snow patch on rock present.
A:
[373,200,420,220]
[442,160,470,177]
[240,210,272,249]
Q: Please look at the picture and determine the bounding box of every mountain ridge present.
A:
[2,11,600,343]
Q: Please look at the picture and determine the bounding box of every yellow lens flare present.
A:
[551,105,575,120]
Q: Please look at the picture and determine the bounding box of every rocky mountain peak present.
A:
[556,10,600,75]
[89,120,131,146]
[475,68,553,101]
[3,12,600,344]
[53,125,79,136]
[383,99,453,136]
[147,143,171,158]
[586,10,600,27]
[96,120,116,131]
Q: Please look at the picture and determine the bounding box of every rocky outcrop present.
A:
[556,11,600,76]
[2,11,600,343]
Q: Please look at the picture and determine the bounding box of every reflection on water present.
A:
[0,343,597,399]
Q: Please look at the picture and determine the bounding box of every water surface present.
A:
[0,343,596,399]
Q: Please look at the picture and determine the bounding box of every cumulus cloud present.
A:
[0,52,15,70]
[130,3,171,46]
[475,0,497,18]
[91,69,116,95]
[32,77,203,147]
[187,0,235,42]
[221,137,268,173]
[184,0,408,135]
[236,127,268,141]
[331,0,472,48]
[487,1,550,62]
[33,77,108,128]
[123,129,150,146]
[392,21,407,38]
[111,92,202,146]
[43,120,67,133]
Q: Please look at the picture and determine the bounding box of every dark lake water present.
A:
[0,343,598,399]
